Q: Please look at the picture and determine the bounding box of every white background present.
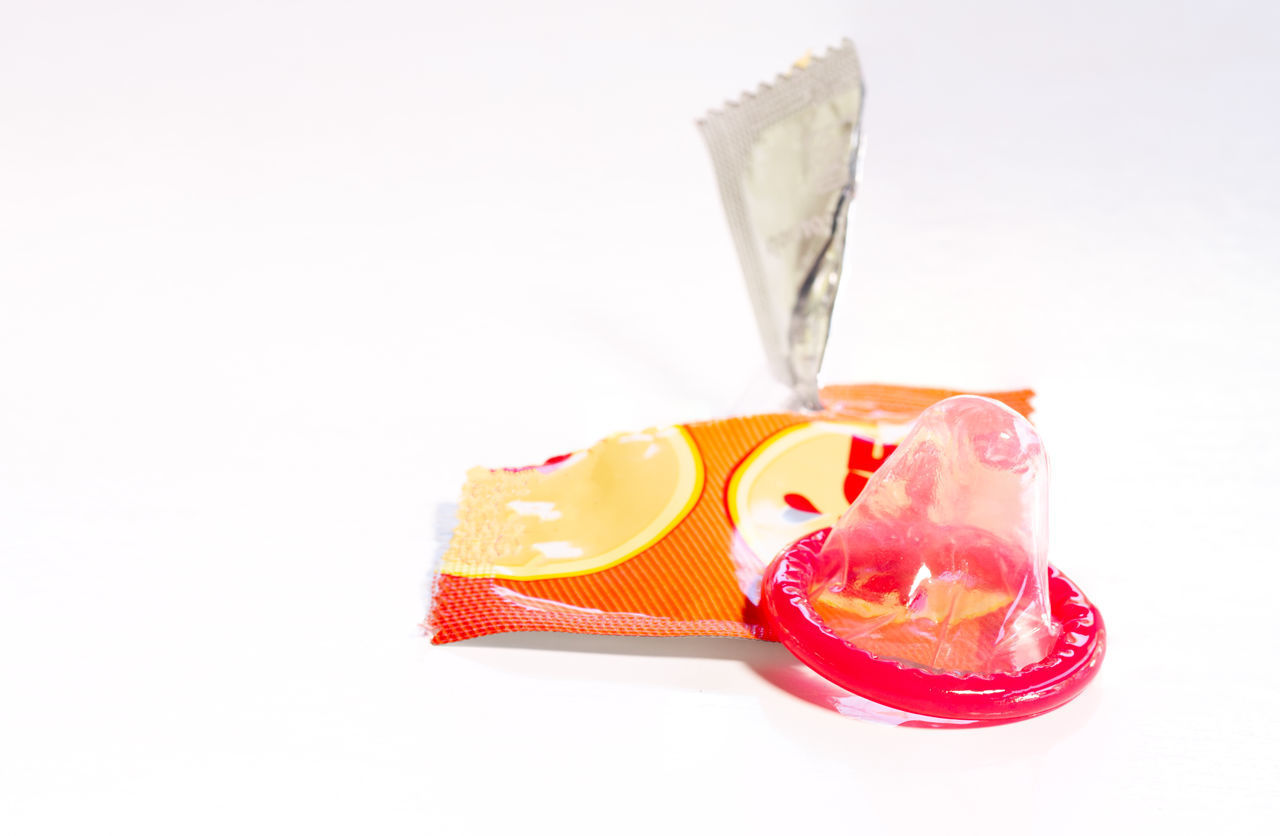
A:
[2,1,1278,833]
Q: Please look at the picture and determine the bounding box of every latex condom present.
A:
[761,396,1106,722]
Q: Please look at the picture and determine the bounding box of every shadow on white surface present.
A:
[456,630,778,661]
[445,630,1101,731]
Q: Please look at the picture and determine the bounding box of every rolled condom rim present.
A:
[761,528,1106,721]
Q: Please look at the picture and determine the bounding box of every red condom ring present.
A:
[762,528,1107,722]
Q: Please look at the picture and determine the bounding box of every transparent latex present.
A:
[808,396,1058,674]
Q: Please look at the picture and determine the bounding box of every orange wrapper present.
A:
[427,384,1034,644]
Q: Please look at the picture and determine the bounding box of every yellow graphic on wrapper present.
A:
[442,426,704,581]
[727,421,882,564]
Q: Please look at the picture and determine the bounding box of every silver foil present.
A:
[699,40,864,410]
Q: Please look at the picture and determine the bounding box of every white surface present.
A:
[2,1,1278,833]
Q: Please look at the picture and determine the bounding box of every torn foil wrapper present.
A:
[699,39,865,410]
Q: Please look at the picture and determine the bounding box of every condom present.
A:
[761,396,1105,721]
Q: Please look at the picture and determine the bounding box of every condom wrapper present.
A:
[427,385,1035,645]
[761,396,1106,720]
[699,40,863,409]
